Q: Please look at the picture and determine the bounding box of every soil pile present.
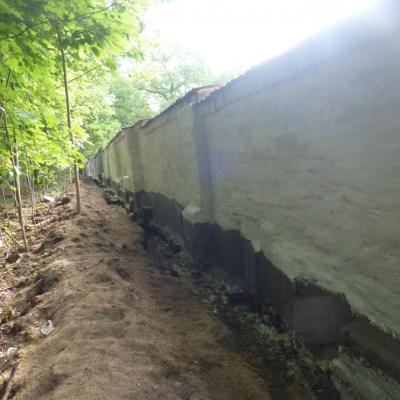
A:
[1,183,280,399]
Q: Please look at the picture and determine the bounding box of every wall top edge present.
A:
[92,0,400,158]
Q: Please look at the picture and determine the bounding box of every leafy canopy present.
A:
[0,0,147,184]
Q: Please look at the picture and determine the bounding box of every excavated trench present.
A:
[0,181,341,399]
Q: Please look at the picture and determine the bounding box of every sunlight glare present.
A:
[144,0,377,73]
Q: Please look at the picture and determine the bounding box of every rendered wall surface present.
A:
[198,31,400,337]
[137,104,201,209]
[86,1,400,397]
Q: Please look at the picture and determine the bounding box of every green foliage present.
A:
[129,44,236,111]
[109,77,152,127]
[70,44,237,157]
[72,71,122,156]
[0,0,147,185]
[0,0,236,180]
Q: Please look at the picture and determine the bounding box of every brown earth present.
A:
[0,182,288,400]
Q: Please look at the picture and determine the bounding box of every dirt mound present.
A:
[0,184,279,400]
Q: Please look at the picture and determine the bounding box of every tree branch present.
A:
[0,20,50,41]
[1,363,18,400]
[0,3,115,41]
[55,64,104,89]
[137,87,169,100]
[64,4,114,23]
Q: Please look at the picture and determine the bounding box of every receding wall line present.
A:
[86,2,400,397]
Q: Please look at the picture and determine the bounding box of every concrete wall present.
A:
[138,103,201,208]
[87,1,400,397]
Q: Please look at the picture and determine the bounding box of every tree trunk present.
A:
[56,27,81,214]
[24,150,38,235]
[2,105,29,251]
[1,185,17,247]
[13,144,29,251]
[4,121,29,252]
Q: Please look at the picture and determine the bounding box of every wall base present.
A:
[96,177,400,399]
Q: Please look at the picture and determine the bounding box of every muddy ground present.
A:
[0,182,335,399]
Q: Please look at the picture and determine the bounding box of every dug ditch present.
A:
[1,182,337,399]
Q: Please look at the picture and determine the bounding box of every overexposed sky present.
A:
[144,0,377,73]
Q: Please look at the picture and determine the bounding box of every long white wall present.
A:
[87,2,400,397]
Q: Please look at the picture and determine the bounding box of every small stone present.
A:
[40,320,55,336]
[208,295,216,303]
[128,212,135,220]
[55,196,71,206]
[6,347,18,358]
[5,250,19,264]
[170,268,180,278]
[31,242,43,253]
[43,195,55,203]
[262,315,271,325]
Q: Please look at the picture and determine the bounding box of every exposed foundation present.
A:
[95,178,400,399]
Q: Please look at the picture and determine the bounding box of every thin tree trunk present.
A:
[56,27,81,214]
[1,68,28,250]
[31,175,38,232]
[12,142,29,252]
[4,121,29,252]
[0,226,4,248]
[1,185,17,247]
[23,150,38,236]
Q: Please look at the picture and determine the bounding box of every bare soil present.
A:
[0,183,310,400]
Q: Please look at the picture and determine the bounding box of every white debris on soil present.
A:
[40,320,55,336]
[42,195,55,203]
[6,347,18,358]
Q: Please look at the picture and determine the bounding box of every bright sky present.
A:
[144,0,377,73]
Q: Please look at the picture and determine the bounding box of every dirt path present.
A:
[9,183,276,400]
